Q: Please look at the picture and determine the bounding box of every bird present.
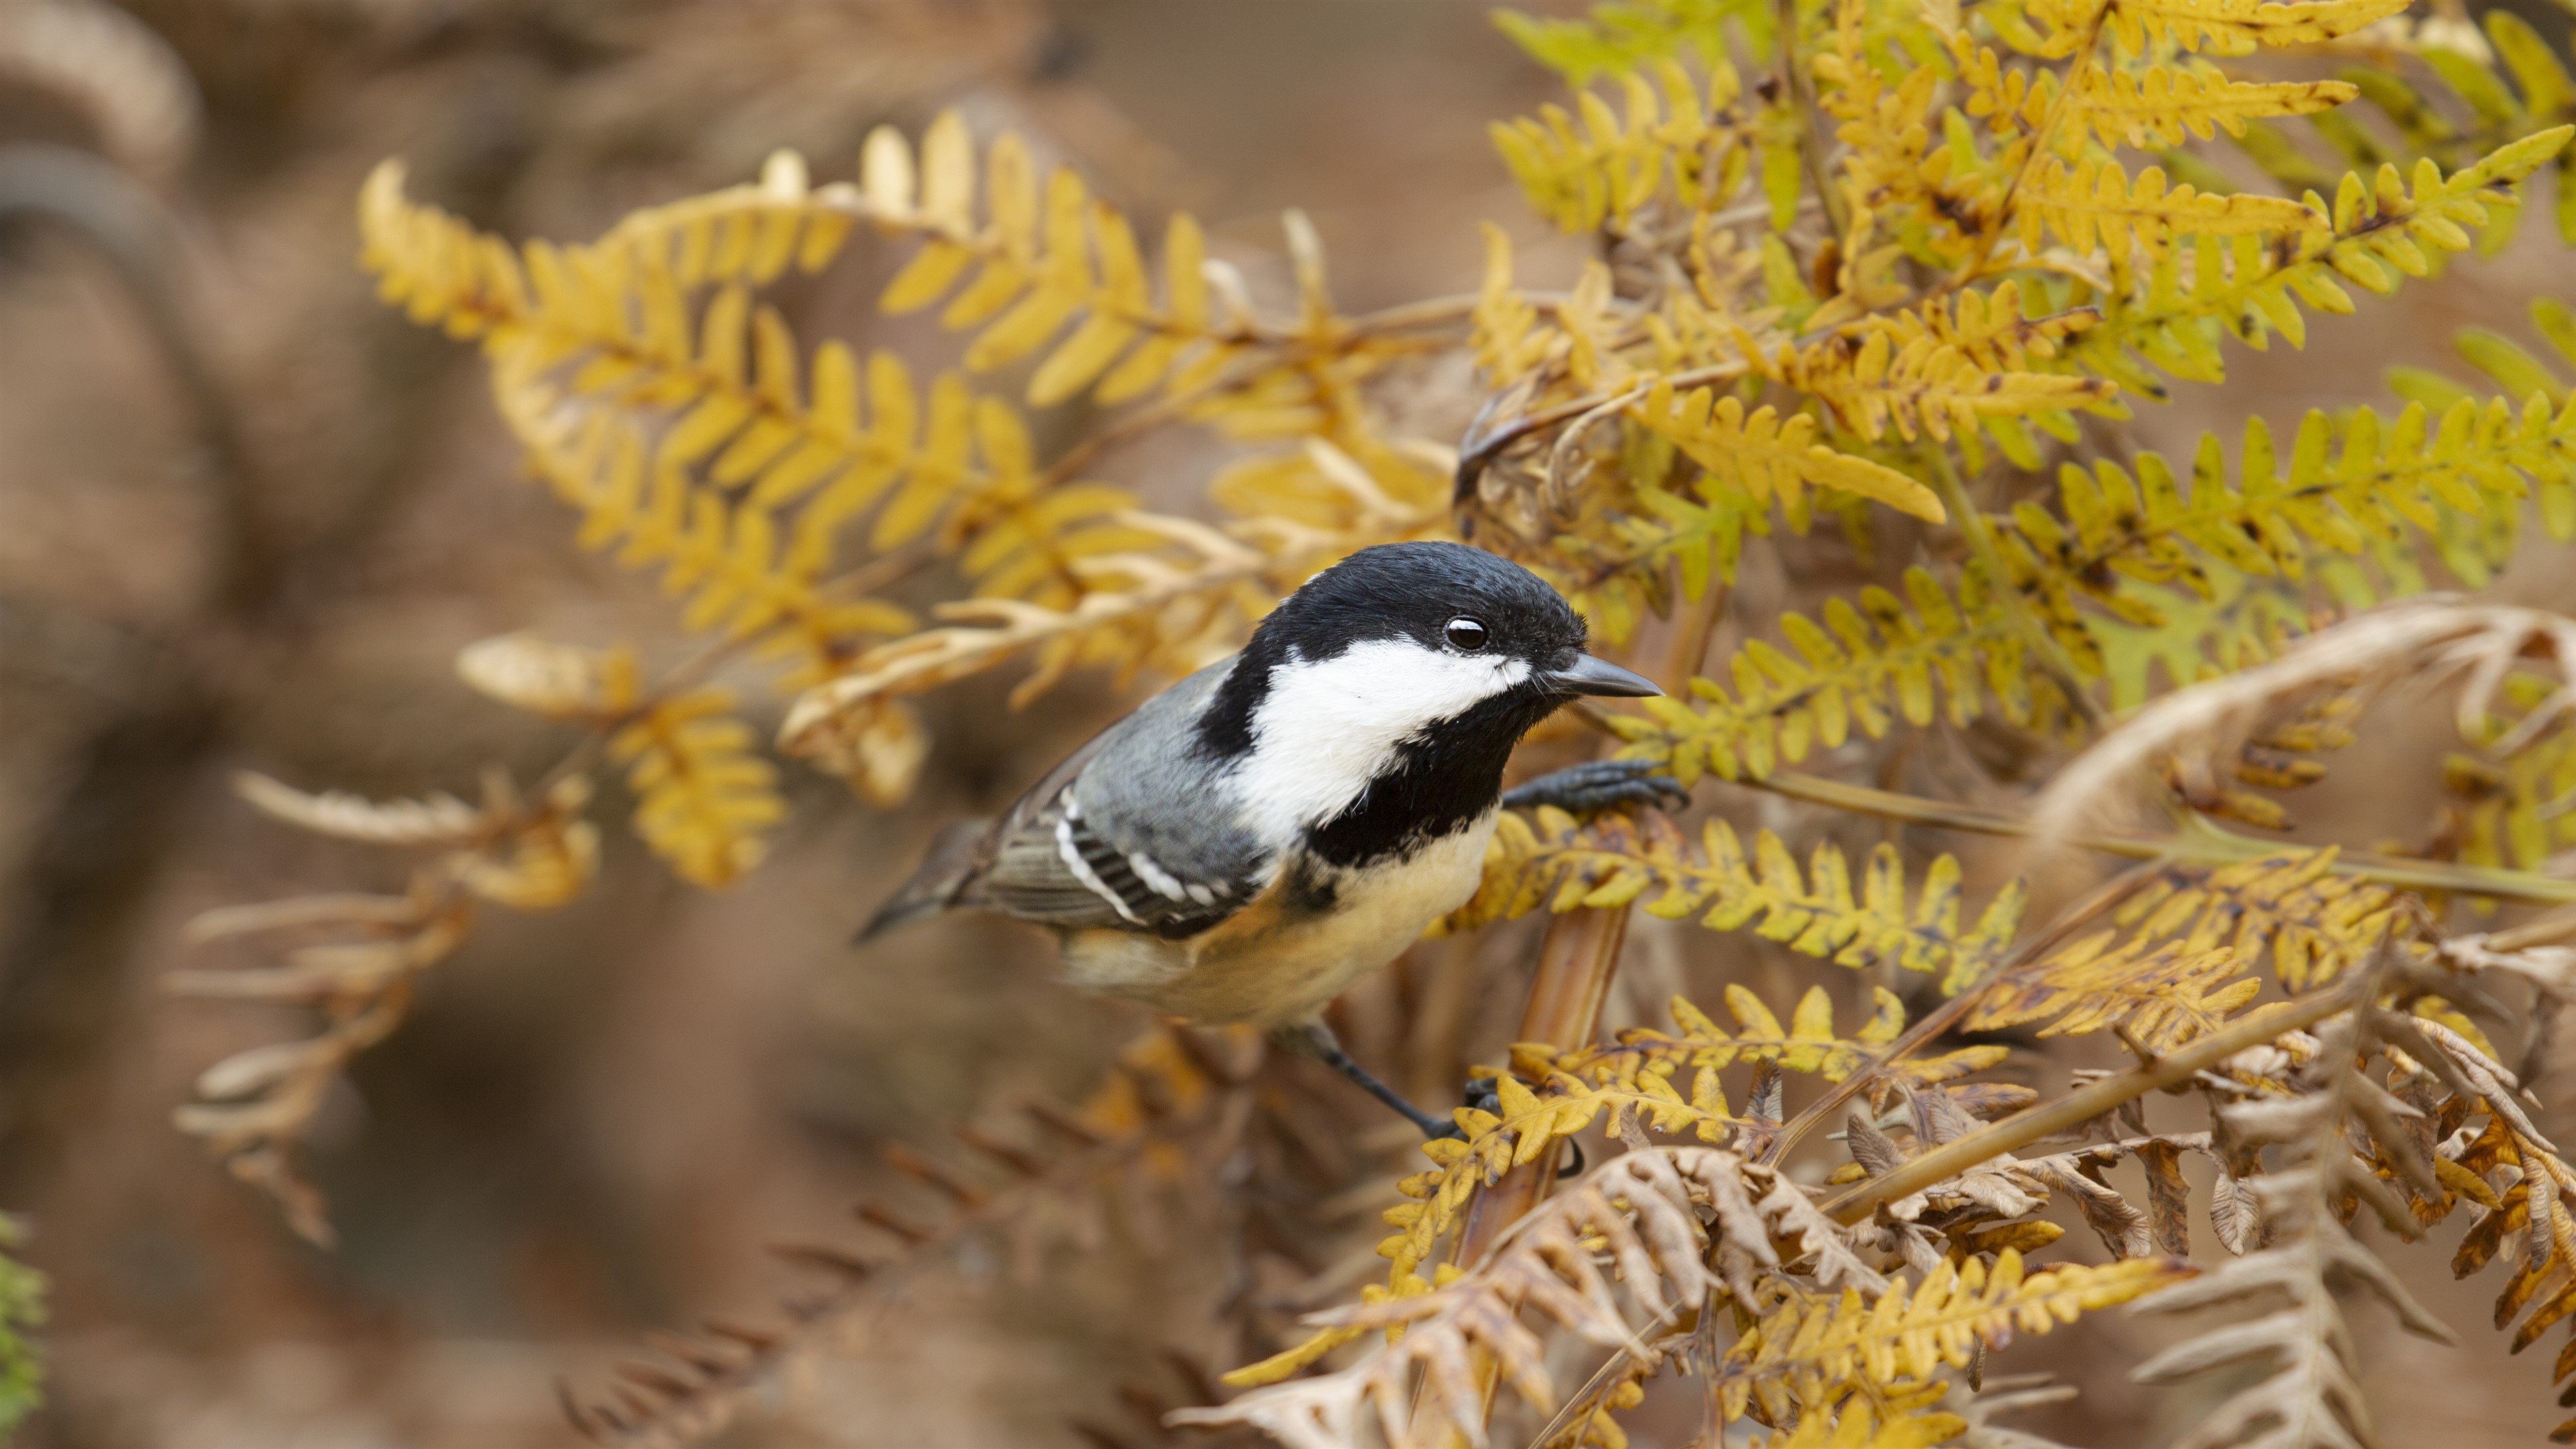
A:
[859,541,1684,1136]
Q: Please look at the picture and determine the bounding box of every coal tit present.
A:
[862,541,1676,1134]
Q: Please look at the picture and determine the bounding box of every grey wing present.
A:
[959,659,1271,939]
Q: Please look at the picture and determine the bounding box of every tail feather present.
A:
[855,817,994,944]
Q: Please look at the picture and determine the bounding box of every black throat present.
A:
[1301,686,1559,869]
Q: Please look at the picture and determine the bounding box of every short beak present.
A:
[1550,653,1662,698]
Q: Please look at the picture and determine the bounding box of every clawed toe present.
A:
[1499,758,1690,816]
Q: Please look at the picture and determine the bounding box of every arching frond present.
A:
[2074,129,2573,390]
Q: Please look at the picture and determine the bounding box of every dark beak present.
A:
[1549,654,1662,698]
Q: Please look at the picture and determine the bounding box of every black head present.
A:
[1254,541,1634,682]
[1193,542,1658,764]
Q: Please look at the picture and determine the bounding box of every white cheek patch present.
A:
[1229,638,1531,843]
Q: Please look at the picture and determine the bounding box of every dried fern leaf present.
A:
[455,633,641,721]
[1184,1148,1795,1449]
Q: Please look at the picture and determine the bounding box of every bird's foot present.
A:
[1500,758,1688,816]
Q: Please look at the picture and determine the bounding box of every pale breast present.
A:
[1059,808,1499,1028]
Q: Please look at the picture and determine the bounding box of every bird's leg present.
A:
[1499,757,1688,815]
[1271,1020,1454,1139]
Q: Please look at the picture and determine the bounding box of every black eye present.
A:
[1444,617,1489,652]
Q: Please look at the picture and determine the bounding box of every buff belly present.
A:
[1059,810,1499,1029]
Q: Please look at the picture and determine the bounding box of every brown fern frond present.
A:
[1181,1147,1854,1449]
[0,0,201,180]
[2033,601,2576,857]
[2129,962,2461,1449]
[564,1026,1261,1448]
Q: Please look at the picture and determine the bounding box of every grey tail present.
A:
[855,818,992,944]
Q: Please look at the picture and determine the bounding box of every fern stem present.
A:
[1452,906,1633,1269]
[1742,769,2576,904]
[1819,978,2366,1224]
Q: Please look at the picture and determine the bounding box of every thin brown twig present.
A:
[1818,978,2364,1224]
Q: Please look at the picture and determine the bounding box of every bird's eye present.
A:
[1444,617,1489,652]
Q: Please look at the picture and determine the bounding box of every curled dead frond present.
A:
[2032,601,2576,849]
[0,0,200,179]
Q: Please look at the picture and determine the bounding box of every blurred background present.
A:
[1,1,2572,1446]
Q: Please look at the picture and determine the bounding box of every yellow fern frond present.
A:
[2063,64,2355,155]
[1763,327,2116,444]
[853,111,1263,405]
[1472,223,1559,388]
[1451,806,2027,991]
[1606,564,2073,781]
[2033,0,2412,57]
[589,148,859,291]
[1721,1252,2192,1419]
[1631,380,1946,521]
[1968,936,2257,1050]
[489,372,917,686]
[1542,985,2012,1089]
[1996,392,2576,686]
[2076,129,2573,389]
[2111,848,2398,991]
[2018,156,2323,256]
[1491,60,1753,232]
[608,688,784,888]
[1750,1396,1969,1449]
